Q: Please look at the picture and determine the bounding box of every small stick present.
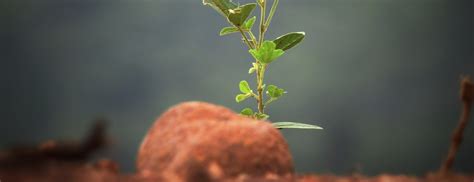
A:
[440,76,473,173]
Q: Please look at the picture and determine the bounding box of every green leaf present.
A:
[273,122,323,130]
[254,113,269,120]
[240,108,254,116]
[248,63,257,74]
[273,32,305,51]
[220,27,239,36]
[239,80,252,93]
[266,85,285,98]
[270,49,285,62]
[249,41,285,64]
[203,0,238,17]
[228,3,257,27]
[248,67,256,74]
[243,16,256,30]
[235,93,251,103]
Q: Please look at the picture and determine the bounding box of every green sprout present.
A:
[203,0,322,130]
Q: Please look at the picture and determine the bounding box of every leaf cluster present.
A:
[203,0,322,130]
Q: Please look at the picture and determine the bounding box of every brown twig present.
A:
[0,118,109,167]
[440,76,473,173]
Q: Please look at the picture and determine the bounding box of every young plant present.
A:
[203,0,322,130]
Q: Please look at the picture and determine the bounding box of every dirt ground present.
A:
[0,160,472,182]
[1,99,472,182]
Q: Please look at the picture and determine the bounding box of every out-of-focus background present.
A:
[1,0,473,175]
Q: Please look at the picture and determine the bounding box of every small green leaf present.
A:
[240,108,254,116]
[243,16,256,30]
[239,80,251,93]
[273,122,323,130]
[249,50,259,61]
[228,3,257,27]
[266,85,285,98]
[235,93,251,103]
[220,27,239,36]
[270,49,284,62]
[203,0,238,17]
[273,32,305,51]
[248,63,258,74]
[248,67,256,74]
[249,41,285,64]
[254,113,269,120]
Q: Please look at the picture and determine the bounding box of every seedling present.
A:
[203,0,322,130]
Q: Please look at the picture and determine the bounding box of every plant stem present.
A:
[255,0,268,115]
[257,64,267,113]
[238,28,254,49]
[258,1,266,47]
[265,97,275,107]
[248,31,258,47]
[265,0,279,28]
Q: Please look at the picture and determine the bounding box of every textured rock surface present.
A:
[136,101,294,181]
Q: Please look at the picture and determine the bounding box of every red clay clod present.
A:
[137,101,294,181]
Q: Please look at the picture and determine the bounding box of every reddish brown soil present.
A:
[137,102,294,181]
[1,161,472,182]
[0,102,472,181]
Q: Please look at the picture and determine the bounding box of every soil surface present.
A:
[1,161,472,182]
[0,102,472,181]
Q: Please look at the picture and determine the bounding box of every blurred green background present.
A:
[1,0,473,175]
